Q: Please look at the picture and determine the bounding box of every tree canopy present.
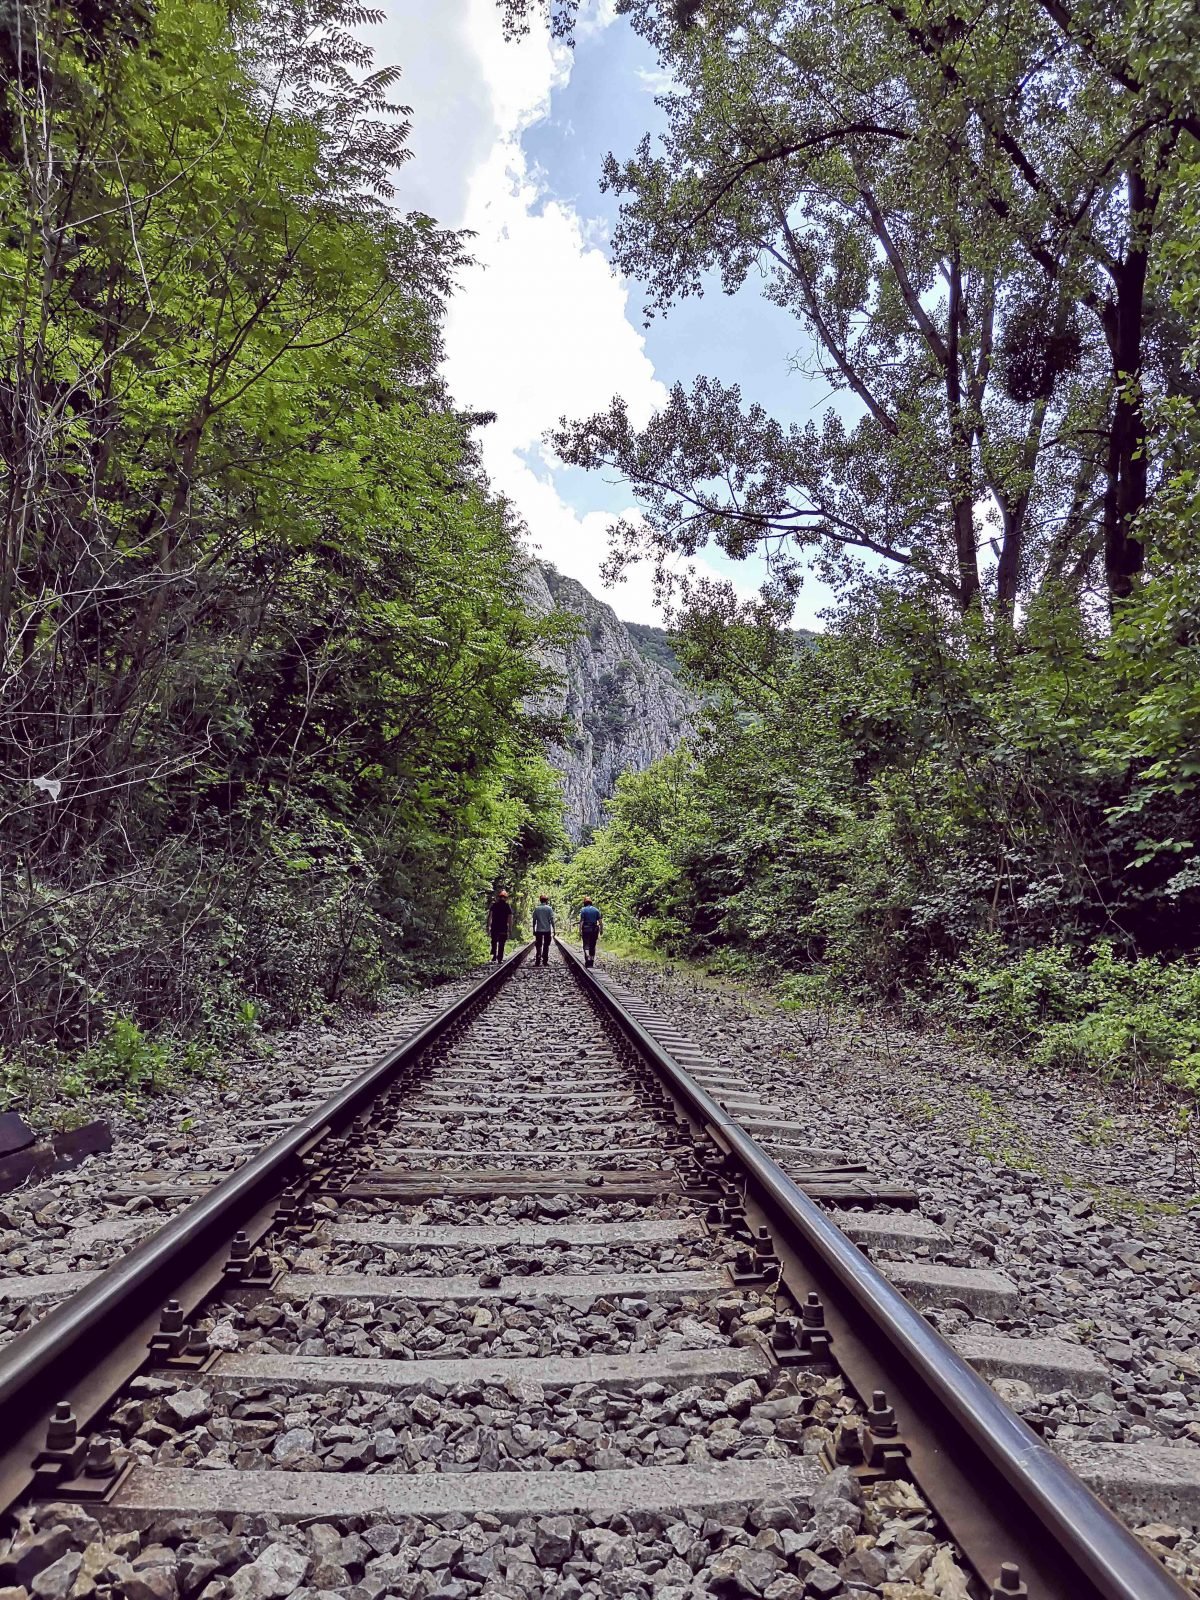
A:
[1,0,566,1067]
[539,0,1198,623]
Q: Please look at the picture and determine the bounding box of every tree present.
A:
[878,0,1199,602]
[498,0,1200,1084]
[494,0,581,38]
[534,0,1196,619]
[1,0,563,1054]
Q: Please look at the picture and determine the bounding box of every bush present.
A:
[948,939,1200,1091]
[65,1017,220,1098]
[775,971,834,1007]
[0,0,565,1082]
[949,937,1084,1053]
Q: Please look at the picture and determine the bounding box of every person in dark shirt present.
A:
[531,895,556,965]
[578,897,603,967]
[487,890,513,962]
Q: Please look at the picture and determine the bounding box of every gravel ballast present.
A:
[3,951,1194,1596]
[599,954,1200,1590]
[0,970,494,1344]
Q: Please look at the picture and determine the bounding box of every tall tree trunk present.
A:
[952,499,981,611]
[1102,168,1152,604]
[945,255,981,612]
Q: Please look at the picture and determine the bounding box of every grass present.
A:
[1061,1176,1194,1220]
[589,926,681,964]
[965,1086,1045,1170]
[1075,1108,1120,1149]
[1,1013,236,1126]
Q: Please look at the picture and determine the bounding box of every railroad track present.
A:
[0,941,1194,1600]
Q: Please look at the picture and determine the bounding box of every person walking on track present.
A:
[487,890,513,962]
[531,894,556,966]
[579,897,603,967]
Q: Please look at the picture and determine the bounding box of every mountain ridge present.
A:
[525,564,698,842]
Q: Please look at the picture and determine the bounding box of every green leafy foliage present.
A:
[560,749,702,950]
[951,940,1200,1092]
[73,1019,175,1096]
[542,0,1199,618]
[0,0,564,1072]
[534,0,1199,1093]
[571,583,1200,1086]
[625,623,683,677]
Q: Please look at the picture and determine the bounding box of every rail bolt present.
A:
[802,1292,825,1328]
[774,1315,799,1349]
[160,1299,185,1334]
[868,1390,899,1438]
[990,1564,1028,1598]
[753,1227,776,1261]
[46,1402,78,1451]
[83,1435,116,1475]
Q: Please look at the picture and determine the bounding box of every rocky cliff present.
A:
[525,563,697,841]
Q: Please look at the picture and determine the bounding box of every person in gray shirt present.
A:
[531,895,556,966]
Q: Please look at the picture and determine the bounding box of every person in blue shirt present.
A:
[578,897,603,967]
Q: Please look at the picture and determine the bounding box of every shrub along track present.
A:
[0,942,1194,1600]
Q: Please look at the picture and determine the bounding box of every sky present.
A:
[373,0,832,627]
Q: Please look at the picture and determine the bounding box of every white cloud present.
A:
[634,65,676,93]
[389,0,740,624]
[371,0,749,623]
[374,1,491,226]
[425,1,664,618]
[575,0,620,39]
[446,141,664,457]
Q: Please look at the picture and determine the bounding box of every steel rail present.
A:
[557,936,1187,1600]
[0,942,533,1516]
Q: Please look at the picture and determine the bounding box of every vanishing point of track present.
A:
[0,941,1191,1600]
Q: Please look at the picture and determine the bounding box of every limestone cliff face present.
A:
[525,563,697,842]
